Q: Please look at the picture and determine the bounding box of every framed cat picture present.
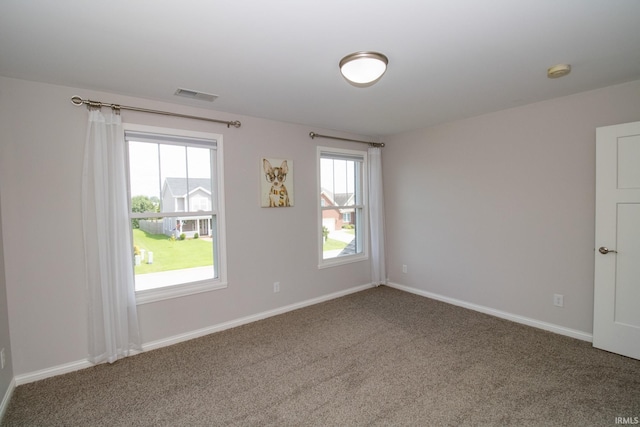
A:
[261,157,294,207]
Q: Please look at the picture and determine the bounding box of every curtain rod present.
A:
[308,131,384,147]
[71,96,241,128]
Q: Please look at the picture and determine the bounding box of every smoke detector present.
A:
[547,64,571,79]
[174,88,218,102]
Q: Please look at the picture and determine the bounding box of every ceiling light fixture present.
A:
[547,64,571,79]
[339,51,388,87]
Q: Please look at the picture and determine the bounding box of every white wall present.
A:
[0,185,14,411]
[3,74,639,378]
[384,80,640,334]
[0,76,371,376]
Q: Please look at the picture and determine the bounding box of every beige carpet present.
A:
[2,286,639,426]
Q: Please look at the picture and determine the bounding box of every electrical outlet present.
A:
[273,282,280,293]
[402,264,407,274]
[553,294,564,307]
[1,348,5,369]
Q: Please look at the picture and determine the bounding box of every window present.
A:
[124,124,226,304]
[318,147,367,267]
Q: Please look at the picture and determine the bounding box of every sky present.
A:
[128,141,212,199]
[321,158,355,196]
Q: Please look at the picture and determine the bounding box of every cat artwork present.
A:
[262,158,293,207]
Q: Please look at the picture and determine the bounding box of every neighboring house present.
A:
[320,188,355,231]
[161,177,213,238]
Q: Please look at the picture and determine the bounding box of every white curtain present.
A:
[82,108,141,364]
[368,146,386,286]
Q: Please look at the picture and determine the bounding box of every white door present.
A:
[593,121,640,360]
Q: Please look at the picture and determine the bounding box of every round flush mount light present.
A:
[339,51,388,87]
[547,64,571,79]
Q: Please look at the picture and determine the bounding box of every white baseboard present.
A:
[0,378,16,420]
[14,283,375,385]
[14,359,93,386]
[8,282,591,388]
[142,283,375,351]
[385,282,593,342]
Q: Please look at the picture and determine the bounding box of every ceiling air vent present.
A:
[174,88,218,102]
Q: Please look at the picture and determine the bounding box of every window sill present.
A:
[136,279,227,305]
[318,253,368,269]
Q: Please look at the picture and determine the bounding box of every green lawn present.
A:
[323,237,348,252]
[133,229,213,274]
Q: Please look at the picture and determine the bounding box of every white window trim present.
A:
[317,146,368,269]
[123,123,228,305]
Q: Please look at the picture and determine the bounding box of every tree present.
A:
[131,195,157,228]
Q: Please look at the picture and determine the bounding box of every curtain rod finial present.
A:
[71,96,84,106]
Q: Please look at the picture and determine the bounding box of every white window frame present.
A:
[124,123,227,304]
[317,146,368,268]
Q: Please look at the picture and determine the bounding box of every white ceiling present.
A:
[1,0,639,137]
